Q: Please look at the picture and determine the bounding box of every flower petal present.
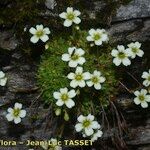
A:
[0,71,5,78]
[89,29,95,35]
[14,103,22,109]
[68,90,76,98]
[141,101,148,108]
[59,12,67,19]
[40,35,49,42]
[75,123,83,132]
[78,80,86,87]
[73,17,81,24]
[111,49,118,57]
[56,100,64,106]
[60,88,68,93]
[87,81,93,87]
[83,72,91,80]
[77,115,85,122]
[64,20,72,27]
[76,67,83,73]
[36,25,43,30]
[74,10,81,16]
[6,114,14,121]
[14,117,21,124]
[134,98,140,105]
[95,40,102,46]
[86,36,93,41]
[0,78,7,86]
[69,60,78,68]
[30,36,39,43]
[65,99,75,108]
[20,110,26,118]
[62,54,70,61]
[85,128,94,136]
[94,83,101,90]
[53,92,61,99]
[78,57,86,65]
[70,80,78,88]
[67,73,75,79]
[29,27,36,34]
[43,27,51,34]
[113,58,121,66]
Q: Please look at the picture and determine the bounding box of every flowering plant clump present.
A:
[67,66,91,88]
[53,88,76,108]
[111,45,131,66]
[127,42,144,59]
[6,103,26,124]
[133,89,150,108]
[29,24,51,43]
[62,47,86,68]
[87,70,106,90]
[59,7,81,27]
[75,114,102,141]
[86,29,109,46]
[0,71,7,86]
[36,6,148,143]
[111,42,144,66]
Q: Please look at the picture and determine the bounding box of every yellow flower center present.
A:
[118,52,126,59]
[61,94,69,101]
[83,119,91,128]
[36,30,44,37]
[147,76,150,81]
[138,95,145,101]
[67,13,75,20]
[75,74,83,81]
[94,33,101,40]
[13,108,21,117]
[91,76,99,83]
[71,54,79,60]
[132,47,139,53]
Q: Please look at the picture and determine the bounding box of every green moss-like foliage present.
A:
[37,28,118,117]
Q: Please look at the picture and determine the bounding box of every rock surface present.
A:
[113,0,150,21]
[0,0,150,150]
[0,31,18,50]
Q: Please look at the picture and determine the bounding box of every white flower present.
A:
[0,71,7,86]
[75,114,100,136]
[6,103,26,124]
[87,70,105,90]
[126,42,144,59]
[59,7,81,27]
[67,67,90,88]
[62,47,86,68]
[41,138,62,150]
[141,70,150,87]
[111,45,131,66]
[86,29,109,46]
[134,89,150,108]
[53,88,76,108]
[29,24,50,43]
[91,130,103,142]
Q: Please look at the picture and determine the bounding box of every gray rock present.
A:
[108,19,143,42]
[127,19,150,42]
[45,0,57,10]
[113,0,150,21]
[7,71,37,93]
[127,127,150,145]
[0,31,19,50]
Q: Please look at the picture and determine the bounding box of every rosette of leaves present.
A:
[37,28,118,119]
